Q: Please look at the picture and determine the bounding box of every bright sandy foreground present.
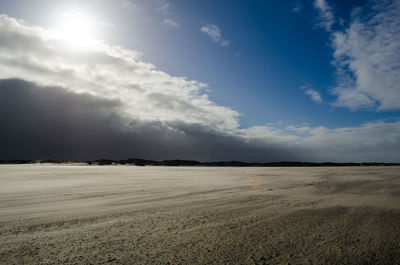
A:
[0,165,399,264]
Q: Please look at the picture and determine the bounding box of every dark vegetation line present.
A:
[0,158,399,167]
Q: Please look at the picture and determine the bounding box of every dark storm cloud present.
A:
[1,79,399,162]
[0,79,297,161]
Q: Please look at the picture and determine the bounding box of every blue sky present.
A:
[0,0,399,161]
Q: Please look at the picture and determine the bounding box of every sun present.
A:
[57,11,95,50]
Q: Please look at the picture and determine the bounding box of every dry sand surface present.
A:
[1,165,400,264]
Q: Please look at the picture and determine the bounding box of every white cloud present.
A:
[201,24,230,46]
[301,83,323,104]
[0,15,239,131]
[313,0,335,31]
[305,89,323,103]
[201,24,221,42]
[163,18,179,29]
[330,0,400,111]
[285,125,312,134]
[155,1,180,30]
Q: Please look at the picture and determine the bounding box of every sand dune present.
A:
[1,165,399,264]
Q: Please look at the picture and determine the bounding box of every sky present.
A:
[0,0,399,162]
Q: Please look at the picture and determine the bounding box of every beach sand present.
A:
[1,165,399,264]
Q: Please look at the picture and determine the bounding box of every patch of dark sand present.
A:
[315,177,400,197]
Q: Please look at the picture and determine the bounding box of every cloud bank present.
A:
[0,14,399,162]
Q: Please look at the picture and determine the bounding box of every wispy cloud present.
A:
[156,0,171,15]
[313,0,335,31]
[301,84,323,104]
[201,24,230,46]
[305,89,323,103]
[163,18,179,29]
[329,0,400,111]
[155,0,180,30]
[292,1,303,14]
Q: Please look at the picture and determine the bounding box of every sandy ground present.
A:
[0,165,400,264]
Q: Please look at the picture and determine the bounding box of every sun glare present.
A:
[57,12,95,50]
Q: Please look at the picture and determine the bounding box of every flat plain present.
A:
[1,165,400,264]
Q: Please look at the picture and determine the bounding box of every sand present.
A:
[0,165,400,264]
